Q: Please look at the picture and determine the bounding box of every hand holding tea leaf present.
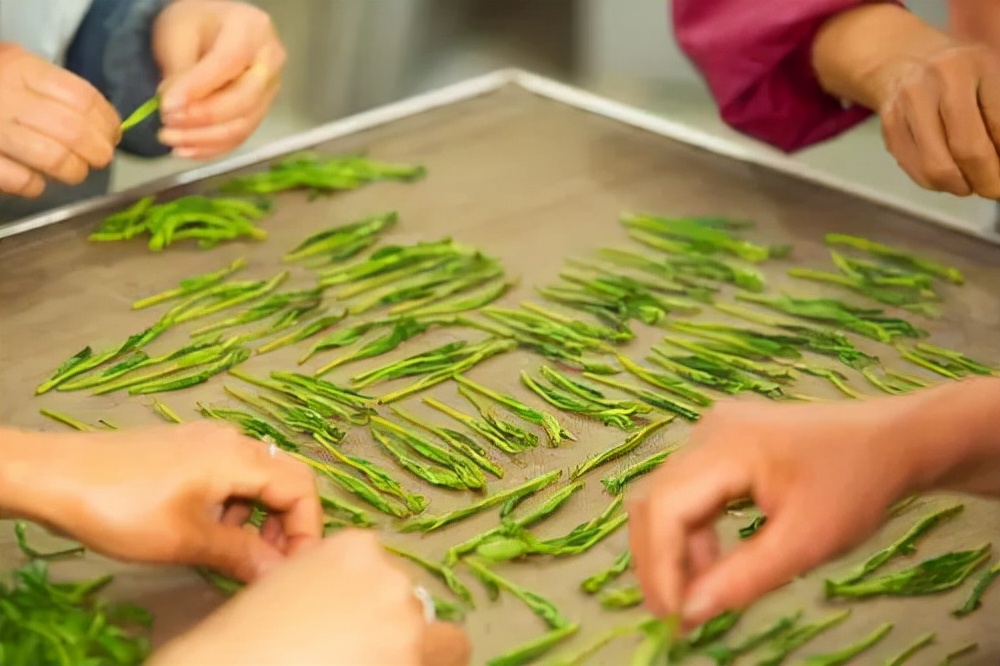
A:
[0,421,322,582]
[149,531,471,666]
[628,378,1000,628]
[0,44,118,197]
[153,0,286,159]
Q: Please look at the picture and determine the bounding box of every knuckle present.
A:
[976,182,1000,199]
[156,530,191,563]
[923,163,968,191]
[949,142,993,167]
[248,7,274,31]
[22,176,46,198]
[49,150,87,184]
[226,116,251,142]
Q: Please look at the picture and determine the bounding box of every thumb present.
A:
[680,515,818,627]
[195,524,285,583]
[421,622,471,666]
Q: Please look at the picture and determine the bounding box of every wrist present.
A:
[886,379,1000,497]
[812,3,953,110]
[0,429,77,525]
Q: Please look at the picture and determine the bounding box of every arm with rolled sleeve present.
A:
[671,0,903,152]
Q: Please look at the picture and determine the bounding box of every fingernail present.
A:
[159,128,183,145]
[253,552,284,579]
[682,590,715,625]
[162,109,188,124]
[172,147,198,159]
[160,92,184,114]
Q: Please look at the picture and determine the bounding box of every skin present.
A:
[0,0,285,198]
[812,2,1000,198]
[153,0,287,159]
[149,530,472,666]
[0,424,471,664]
[628,377,1000,629]
[0,421,322,581]
[0,44,119,198]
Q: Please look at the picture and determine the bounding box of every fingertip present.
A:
[422,622,472,666]
[248,541,284,580]
[160,85,187,115]
[285,533,322,558]
[681,587,721,628]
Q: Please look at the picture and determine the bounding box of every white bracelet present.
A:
[413,585,436,623]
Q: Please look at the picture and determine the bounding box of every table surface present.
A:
[1,84,998,665]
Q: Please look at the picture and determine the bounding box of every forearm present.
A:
[812,3,953,110]
[0,428,71,524]
[889,378,1000,497]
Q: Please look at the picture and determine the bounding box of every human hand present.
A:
[148,530,472,666]
[813,3,1000,198]
[871,40,1000,198]
[0,44,119,198]
[6,421,321,581]
[629,399,905,629]
[152,0,286,159]
[628,378,1000,629]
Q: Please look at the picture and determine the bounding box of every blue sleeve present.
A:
[65,0,172,158]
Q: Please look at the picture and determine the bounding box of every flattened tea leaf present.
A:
[600,444,681,495]
[571,418,674,480]
[390,405,504,479]
[120,95,160,131]
[221,153,425,195]
[132,258,247,309]
[39,408,94,432]
[314,317,429,374]
[934,644,978,666]
[464,558,571,629]
[598,584,643,609]
[454,373,574,446]
[488,624,579,666]
[802,623,892,666]
[705,612,801,666]
[825,233,964,284]
[829,504,964,586]
[370,426,469,490]
[445,481,584,564]
[739,514,767,539]
[385,545,473,605]
[14,521,84,560]
[581,552,632,594]
[284,211,398,262]
[0,561,151,665]
[584,373,702,421]
[881,633,935,666]
[826,545,991,599]
[754,610,850,666]
[402,470,562,532]
[256,310,349,354]
[953,561,1000,617]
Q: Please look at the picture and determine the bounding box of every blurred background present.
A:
[113,0,995,233]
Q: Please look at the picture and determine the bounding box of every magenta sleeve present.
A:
[671,0,901,152]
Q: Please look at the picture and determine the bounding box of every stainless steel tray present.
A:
[2,70,998,665]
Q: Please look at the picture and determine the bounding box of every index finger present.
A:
[27,65,119,139]
[629,454,749,618]
[233,441,324,552]
[421,623,471,666]
[160,23,256,113]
